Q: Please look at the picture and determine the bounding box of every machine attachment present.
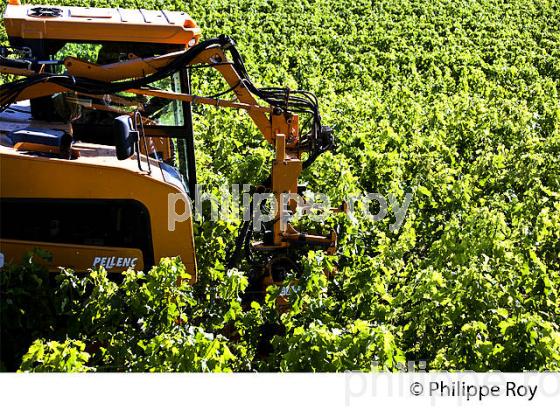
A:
[113,115,139,161]
[113,113,152,175]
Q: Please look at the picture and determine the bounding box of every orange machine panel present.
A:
[3,3,201,47]
[0,147,197,281]
[0,239,144,273]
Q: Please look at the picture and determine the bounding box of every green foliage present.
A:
[0,250,70,371]
[1,0,560,371]
[19,339,94,372]
[3,255,253,371]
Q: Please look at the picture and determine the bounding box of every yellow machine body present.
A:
[0,136,197,279]
[0,2,201,278]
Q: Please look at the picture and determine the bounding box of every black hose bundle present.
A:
[225,42,334,168]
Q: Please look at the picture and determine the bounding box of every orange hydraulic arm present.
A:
[0,43,337,252]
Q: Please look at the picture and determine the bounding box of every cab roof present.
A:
[4,3,201,48]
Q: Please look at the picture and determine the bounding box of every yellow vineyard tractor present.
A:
[0,1,336,290]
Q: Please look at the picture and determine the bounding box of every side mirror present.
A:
[113,115,139,160]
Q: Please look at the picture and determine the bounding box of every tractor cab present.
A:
[0,2,200,277]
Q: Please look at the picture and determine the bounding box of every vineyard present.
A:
[1,0,560,372]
